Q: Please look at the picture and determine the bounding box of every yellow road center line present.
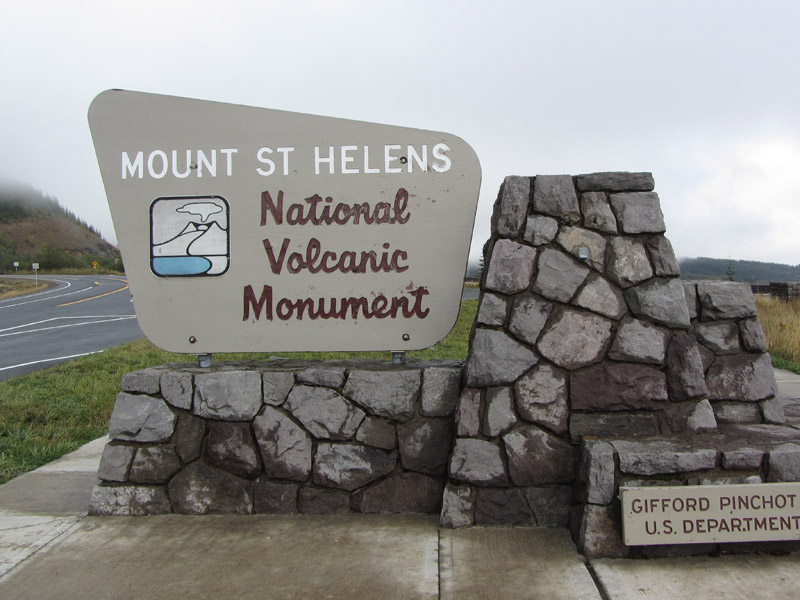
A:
[58,280,129,306]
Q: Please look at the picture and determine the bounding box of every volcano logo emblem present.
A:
[150,196,230,277]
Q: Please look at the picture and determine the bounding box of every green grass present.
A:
[0,299,477,484]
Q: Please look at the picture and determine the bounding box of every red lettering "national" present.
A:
[261,188,411,226]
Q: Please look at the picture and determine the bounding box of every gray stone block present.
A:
[253,480,298,513]
[476,292,508,326]
[352,473,444,514]
[697,281,758,321]
[721,448,764,470]
[97,444,135,482]
[514,363,568,434]
[475,488,534,526]
[531,248,589,302]
[253,406,312,481]
[129,445,182,484]
[768,443,800,482]
[203,421,262,478]
[455,388,482,437]
[578,504,630,558]
[537,308,612,371]
[663,399,718,434]
[572,274,627,320]
[174,413,205,462]
[695,321,741,355]
[523,214,559,245]
[740,318,768,352]
[356,416,396,449]
[485,239,537,295]
[465,329,538,386]
[612,440,718,475]
[557,226,607,271]
[397,417,453,475]
[713,401,762,424]
[344,369,421,422]
[683,281,699,320]
[575,172,654,192]
[580,191,617,233]
[571,363,668,411]
[665,333,708,401]
[168,461,253,514]
[495,175,531,237]
[194,371,262,420]
[646,235,680,276]
[89,485,172,516]
[420,366,462,417]
[761,396,788,424]
[482,386,518,437]
[313,443,397,491]
[608,317,668,364]
[577,440,616,505]
[296,367,346,388]
[120,367,164,395]
[108,392,176,443]
[262,371,295,406]
[525,486,573,527]
[285,385,365,440]
[609,192,665,233]
[160,371,193,410]
[706,353,777,401]
[449,438,508,486]
[569,413,661,442]
[503,424,576,485]
[440,483,475,528]
[298,487,351,514]
[532,174,580,223]
[606,237,653,288]
[625,278,691,328]
[508,294,554,346]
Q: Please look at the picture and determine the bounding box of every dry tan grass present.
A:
[0,278,48,299]
[756,296,800,367]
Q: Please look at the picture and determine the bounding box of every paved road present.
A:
[0,275,143,381]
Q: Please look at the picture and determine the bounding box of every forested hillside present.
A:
[0,180,120,272]
[679,257,800,283]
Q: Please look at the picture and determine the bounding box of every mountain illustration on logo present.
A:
[150,197,230,277]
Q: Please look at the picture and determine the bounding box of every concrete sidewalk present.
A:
[1,369,799,599]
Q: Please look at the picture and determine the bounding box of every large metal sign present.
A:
[89,90,481,353]
[622,483,800,545]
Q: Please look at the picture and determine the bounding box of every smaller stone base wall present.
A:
[575,431,800,558]
[90,359,462,516]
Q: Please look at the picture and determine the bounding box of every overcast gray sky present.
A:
[2,0,799,265]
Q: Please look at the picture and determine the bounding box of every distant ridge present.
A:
[0,179,120,272]
[679,256,800,283]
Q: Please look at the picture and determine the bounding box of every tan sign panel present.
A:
[89,91,481,353]
[621,483,800,545]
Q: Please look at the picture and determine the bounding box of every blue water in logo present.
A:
[152,256,212,276]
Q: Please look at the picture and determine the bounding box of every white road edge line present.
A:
[0,286,93,309]
[0,278,72,303]
[0,316,137,338]
[0,315,136,334]
[0,351,103,372]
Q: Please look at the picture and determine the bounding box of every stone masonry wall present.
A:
[92,172,785,557]
[439,172,779,528]
[90,359,461,516]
